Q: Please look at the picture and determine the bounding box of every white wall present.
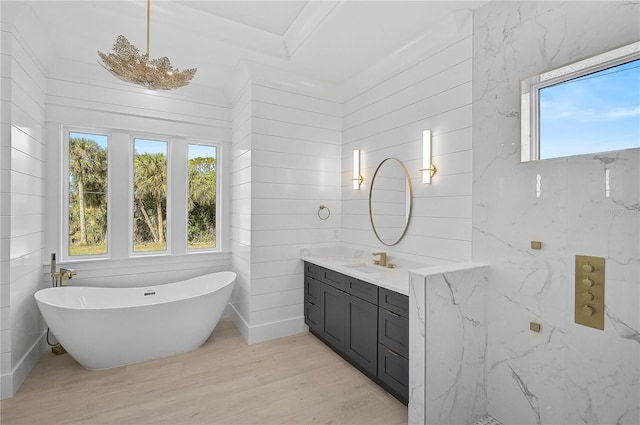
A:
[229,66,343,344]
[229,73,252,341]
[0,5,48,399]
[42,37,233,287]
[473,2,640,424]
[341,11,473,268]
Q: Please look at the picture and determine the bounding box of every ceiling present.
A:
[9,1,488,92]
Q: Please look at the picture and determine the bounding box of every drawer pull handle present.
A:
[388,311,400,318]
[387,348,400,357]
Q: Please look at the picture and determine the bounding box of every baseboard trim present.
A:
[226,304,307,345]
[227,303,250,343]
[1,330,48,399]
[247,315,307,345]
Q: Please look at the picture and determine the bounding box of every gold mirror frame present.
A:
[368,158,413,246]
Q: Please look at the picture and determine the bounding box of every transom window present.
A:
[521,42,640,161]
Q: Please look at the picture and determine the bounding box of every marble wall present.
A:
[409,265,488,425]
[472,2,640,424]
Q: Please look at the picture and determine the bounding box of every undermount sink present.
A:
[344,264,386,274]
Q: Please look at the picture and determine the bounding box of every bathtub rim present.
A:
[35,270,236,311]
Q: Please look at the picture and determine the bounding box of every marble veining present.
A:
[409,265,488,425]
[473,2,639,424]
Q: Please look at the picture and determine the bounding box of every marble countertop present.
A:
[302,254,412,295]
[301,247,487,296]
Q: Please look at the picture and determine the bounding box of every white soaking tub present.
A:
[35,271,236,370]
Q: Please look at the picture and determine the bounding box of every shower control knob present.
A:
[581,291,594,302]
[581,305,595,317]
[581,263,595,273]
[582,278,595,287]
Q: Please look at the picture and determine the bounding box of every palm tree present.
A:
[69,138,107,246]
[134,152,167,245]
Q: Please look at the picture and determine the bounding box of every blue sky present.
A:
[70,131,107,149]
[539,58,640,159]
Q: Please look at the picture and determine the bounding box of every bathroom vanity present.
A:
[303,260,409,404]
[301,248,489,424]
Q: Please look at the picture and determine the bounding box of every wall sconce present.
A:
[352,149,363,189]
[421,130,437,184]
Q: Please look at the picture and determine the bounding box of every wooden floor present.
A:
[1,319,407,425]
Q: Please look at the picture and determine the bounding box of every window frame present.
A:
[186,142,219,252]
[130,135,171,256]
[62,127,112,261]
[520,41,640,162]
[61,127,221,261]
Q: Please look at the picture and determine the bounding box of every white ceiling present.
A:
[10,1,488,92]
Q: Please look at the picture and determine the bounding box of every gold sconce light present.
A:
[353,149,363,189]
[421,130,437,184]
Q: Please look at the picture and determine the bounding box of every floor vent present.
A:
[473,415,504,425]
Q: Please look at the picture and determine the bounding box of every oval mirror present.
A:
[369,158,413,246]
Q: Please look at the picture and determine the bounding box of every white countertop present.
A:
[302,255,411,295]
[301,247,488,296]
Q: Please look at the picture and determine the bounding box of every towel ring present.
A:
[318,205,330,220]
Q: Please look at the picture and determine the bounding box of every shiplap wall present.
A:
[42,56,233,287]
[248,81,342,343]
[0,10,48,398]
[230,76,252,341]
[341,13,473,267]
[228,71,343,344]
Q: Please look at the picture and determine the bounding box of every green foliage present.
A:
[188,156,216,248]
[68,138,107,255]
[68,140,217,255]
[133,152,167,249]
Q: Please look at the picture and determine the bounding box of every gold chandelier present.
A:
[98,0,197,90]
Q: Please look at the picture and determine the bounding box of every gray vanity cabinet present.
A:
[303,261,409,405]
[320,283,346,351]
[344,293,378,376]
[377,288,409,401]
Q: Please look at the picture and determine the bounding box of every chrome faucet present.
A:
[372,252,387,267]
[59,268,77,286]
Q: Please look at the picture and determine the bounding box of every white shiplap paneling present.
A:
[341,18,473,266]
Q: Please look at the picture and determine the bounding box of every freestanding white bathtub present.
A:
[34,271,236,370]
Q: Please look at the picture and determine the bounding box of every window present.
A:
[67,131,108,257]
[188,144,217,250]
[133,138,168,253]
[521,42,640,161]
[62,129,219,259]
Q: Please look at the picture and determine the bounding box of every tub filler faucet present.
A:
[59,268,77,286]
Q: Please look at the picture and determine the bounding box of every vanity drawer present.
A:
[379,287,409,318]
[304,299,321,333]
[346,277,378,304]
[321,268,346,291]
[378,343,408,404]
[304,275,321,304]
[378,307,409,358]
[304,262,321,278]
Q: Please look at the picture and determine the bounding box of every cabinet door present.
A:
[344,295,378,376]
[320,283,346,351]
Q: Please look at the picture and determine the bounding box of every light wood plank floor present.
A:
[1,319,407,425]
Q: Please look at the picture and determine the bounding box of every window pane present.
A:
[68,132,108,256]
[188,144,216,249]
[539,58,640,159]
[133,139,167,252]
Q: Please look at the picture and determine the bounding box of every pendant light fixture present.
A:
[98,0,197,90]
